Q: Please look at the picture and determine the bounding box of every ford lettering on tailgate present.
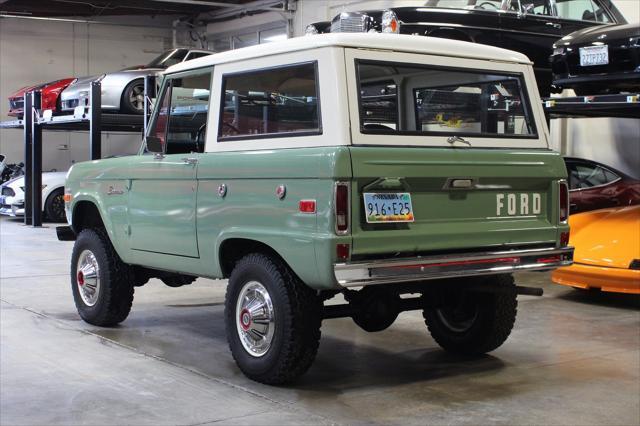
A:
[496,193,542,217]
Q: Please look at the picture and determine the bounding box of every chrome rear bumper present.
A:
[334,246,573,287]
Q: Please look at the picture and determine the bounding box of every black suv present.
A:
[305,0,626,96]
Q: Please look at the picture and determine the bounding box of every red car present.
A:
[564,157,640,214]
[8,78,76,118]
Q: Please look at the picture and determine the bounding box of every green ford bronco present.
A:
[58,33,573,384]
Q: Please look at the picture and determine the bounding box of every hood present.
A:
[9,83,46,99]
[6,171,67,189]
[557,23,640,46]
[569,205,640,269]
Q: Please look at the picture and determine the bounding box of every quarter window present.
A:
[218,62,320,140]
[147,70,212,154]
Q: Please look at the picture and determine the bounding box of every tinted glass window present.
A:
[185,51,212,61]
[357,61,536,138]
[425,0,508,11]
[520,0,553,16]
[568,162,619,189]
[147,49,189,68]
[147,70,212,154]
[219,62,320,140]
[555,0,611,22]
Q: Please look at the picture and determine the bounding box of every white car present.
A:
[0,171,67,222]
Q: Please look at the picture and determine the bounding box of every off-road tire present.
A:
[71,228,134,326]
[225,253,321,385]
[423,274,517,355]
[44,188,66,222]
[120,79,145,114]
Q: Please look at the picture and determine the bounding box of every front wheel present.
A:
[120,79,145,114]
[71,228,134,326]
[224,253,321,385]
[44,188,66,222]
[423,274,517,355]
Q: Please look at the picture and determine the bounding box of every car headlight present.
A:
[305,24,319,36]
[552,46,565,56]
[381,10,399,34]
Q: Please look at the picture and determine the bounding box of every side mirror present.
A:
[146,136,164,153]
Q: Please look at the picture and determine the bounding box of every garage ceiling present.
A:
[0,0,266,17]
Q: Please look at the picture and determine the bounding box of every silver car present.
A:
[60,48,213,114]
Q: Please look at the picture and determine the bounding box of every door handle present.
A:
[182,157,198,165]
[545,22,561,29]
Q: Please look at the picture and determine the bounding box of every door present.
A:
[128,69,212,257]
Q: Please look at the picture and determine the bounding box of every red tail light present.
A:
[559,180,569,223]
[335,182,350,234]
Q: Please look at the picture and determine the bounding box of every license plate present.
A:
[579,45,608,67]
[364,192,414,223]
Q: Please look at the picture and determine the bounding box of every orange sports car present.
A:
[552,205,640,294]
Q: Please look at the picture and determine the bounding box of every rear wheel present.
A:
[120,79,145,114]
[44,188,65,222]
[224,253,321,384]
[423,274,517,354]
[71,228,134,326]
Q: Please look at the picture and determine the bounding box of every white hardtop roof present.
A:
[165,33,531,74]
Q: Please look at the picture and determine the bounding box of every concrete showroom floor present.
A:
[1,216,639,426]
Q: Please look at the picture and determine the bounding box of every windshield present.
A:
[357,60,537,139]
[424,0,521,12]
[146,49,189,68]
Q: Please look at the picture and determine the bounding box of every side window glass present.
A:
[165,72,212,154]
[555,0,611,22]
[146,81,171,153]
[521,0,553,16]
[218,62,320,140]
[572,163,616,188]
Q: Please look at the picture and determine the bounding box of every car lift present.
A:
[0,76,155,227]
[543,92,640,119]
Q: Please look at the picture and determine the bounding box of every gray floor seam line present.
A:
[180,409,277,426]
[0,273,69,279]
[0,298,291,408]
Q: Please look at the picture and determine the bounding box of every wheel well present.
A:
[44,187,64,206]
[72,201,105,233]
[428,28,473,43]
[120,78,144,106]
[219,238,286,278]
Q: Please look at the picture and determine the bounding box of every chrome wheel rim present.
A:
[76,249,100,307]
[51,194,65,221]
[129,84,144,111]
[235,281,275,357]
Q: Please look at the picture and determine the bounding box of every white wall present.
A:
[0,16,181,171]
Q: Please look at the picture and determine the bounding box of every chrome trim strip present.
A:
[334,246,573,287]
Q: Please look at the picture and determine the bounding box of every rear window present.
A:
[218,62,321,140]
[357,60,537,139]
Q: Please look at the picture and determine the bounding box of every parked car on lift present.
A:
[305,0,627,96]
[564,157,640,214]
[60,48,213,115]
[7,78,76,119]
[552,205,640,294]
[551,23,640,96]
[0,171,66,222]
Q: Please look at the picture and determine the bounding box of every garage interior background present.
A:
[0,0,638,176]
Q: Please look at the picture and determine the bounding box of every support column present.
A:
[23,92,33,225]
[89,81,101,160]
[32,91,43,227]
